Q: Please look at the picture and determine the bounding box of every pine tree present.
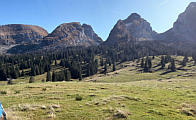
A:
[30,66,36,76]
[100,58,104,66]
[170,59,176,72]
[79,71,82,81]
[148,57,152,69]
[161,56,165,69]
[55,59,57,66]
[64,69,71,81]
[21,70,25,77]
[46,71,52,82]
[0,68,7,81]
[52,72,56,82]
[181,56,188,66]
[78,63,82,81]
[113,61,116,72]
[104,62,107,74]
[143,57,152,72]
[141,58,144,68]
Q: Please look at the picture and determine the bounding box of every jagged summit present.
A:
[158,2,196,51]
[124,13,142,23]
[188,2,196,8]
[0,24,48,45]
[105,13,157,44]
[43,22,103,48]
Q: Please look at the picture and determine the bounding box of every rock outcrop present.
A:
[158,2,196,50]
[0,24,48,45]
[105,13,157,44]
[43,22,102,48]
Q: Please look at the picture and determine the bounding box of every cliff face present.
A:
[43,22,103,48]
[158,2,196,50]
[0,24,48,45]
[105,13,157,45]
[173,2,196,42]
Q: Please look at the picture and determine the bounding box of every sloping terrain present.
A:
[0,24,48,45]
[0,56,196,120]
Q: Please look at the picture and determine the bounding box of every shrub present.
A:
[29,76,35,83]
[7,79,13,85]
[0,91,7,95]
[14,90,20,94]
[75,94,83,101]
[42,88,47,91]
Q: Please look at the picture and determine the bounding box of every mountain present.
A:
[159,2,196,51]
[43,22,102,48]
[0,24,48,45]
[105,13,157,45]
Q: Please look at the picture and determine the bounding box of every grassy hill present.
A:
[0,56,196,120]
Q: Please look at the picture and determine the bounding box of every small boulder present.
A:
[113,109,130,118]
[52,104,60,109]
[41,105,47,109]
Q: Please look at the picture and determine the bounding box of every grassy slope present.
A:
[0,56,196,120]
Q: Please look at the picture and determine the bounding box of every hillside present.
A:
[0,24,48,45]
[0,56,196,120]
[6,22,103,54]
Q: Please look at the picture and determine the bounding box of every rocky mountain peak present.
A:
[0,24,48,45]
[169,2,196,42]
[82,24,103,44]
[43,22,102,48]
[157,2,196,51]
[124,13,141,23]
[105,13,157,44]
[188,2,196,8]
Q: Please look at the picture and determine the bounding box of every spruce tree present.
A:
[181,56,188,66]
[161,56,165,69]
[113,61,116,72]
[100,58,104,66]
[46,71,52,82]
[52,72,56,82]
[170,59,176,72]
[104,62,107,74]
[141,58,144,68]
[0,69,7,81]
[21,70,25,77]
[64,69,71,81]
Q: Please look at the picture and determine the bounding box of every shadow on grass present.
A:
[160,70,173,75]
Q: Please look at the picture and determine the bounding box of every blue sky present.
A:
[0,0,195,40]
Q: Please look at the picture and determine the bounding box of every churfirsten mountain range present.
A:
[0,2,196,53]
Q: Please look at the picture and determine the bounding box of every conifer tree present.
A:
[64,69,71,81]
[169,59,176,72]
[52,72,56,82]
[21,70,25,77]
[104,62,107,74]
[181,56,188,66]
[113,61,116,72]
[161,56,165,69]
[0,68,7,81]
[141,58,144,68]
[46,71,52,82]
[100,58,104,66]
